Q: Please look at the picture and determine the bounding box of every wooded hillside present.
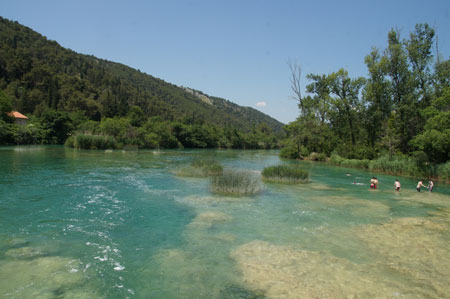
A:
[0,17,283,132]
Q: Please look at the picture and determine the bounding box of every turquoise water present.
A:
[0,146,449,298]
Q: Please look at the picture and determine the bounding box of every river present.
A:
[0,146,449,298]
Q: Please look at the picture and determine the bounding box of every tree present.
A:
[0,90,14,122]
[411,87,450,163]
[40,110,73,144]
[128,105,146,127]
[405,24,435,107]
[384,29,421,153]
[288,60,306,115]
[363,47,391,147]
[328,69,365,146]
[305,74,332,123]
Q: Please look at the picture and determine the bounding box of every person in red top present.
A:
[370,177,377,189]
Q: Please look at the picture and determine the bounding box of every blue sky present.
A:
[2,0,449,123]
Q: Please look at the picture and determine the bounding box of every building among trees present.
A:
[8,111,28,126]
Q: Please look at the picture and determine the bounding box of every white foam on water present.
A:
[114,263,125,271]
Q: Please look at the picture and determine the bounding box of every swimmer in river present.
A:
[394,179,401,191]
[416,180,427,192]
[370,177,377,189]
[428,180,434,192]
[345,173,351,176]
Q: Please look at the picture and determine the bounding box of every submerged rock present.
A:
[308,195,391,218]
[188,212,232,229]
[0,256,87,298]
[354,216,450,298]
[4,246,44,259]
[215,233,237,243]
[179,195,253,205]
[220,284,265,298]
[230,240,428,298]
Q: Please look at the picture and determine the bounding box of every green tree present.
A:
[128,105,146,127]
[363,48,391,147]
[411,87,450,163]
[40,110,73,144]
[0,90,14,122]
[328,69,365,146]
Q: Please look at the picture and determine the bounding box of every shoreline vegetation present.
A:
[280,23,449,184]
[283,151,450,184]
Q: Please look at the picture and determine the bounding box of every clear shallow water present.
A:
[0,146,449,298]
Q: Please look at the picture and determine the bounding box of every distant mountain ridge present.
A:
[0,16,284,132]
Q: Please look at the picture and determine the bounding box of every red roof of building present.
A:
[8,111,28,119]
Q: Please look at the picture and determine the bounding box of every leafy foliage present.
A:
[281,23,450,180]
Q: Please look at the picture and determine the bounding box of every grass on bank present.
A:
[210,170,263,196]
[176,159,223,177]
[262,165,309,183]
[65,134,117,150]
[329,153,450,183]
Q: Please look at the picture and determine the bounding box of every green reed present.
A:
[210,170,263,195]
[262,165,309,183]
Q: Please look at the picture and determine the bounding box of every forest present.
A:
[282,24,449,180]
[0,16,282,149]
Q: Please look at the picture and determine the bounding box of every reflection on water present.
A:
[0,147,449,298]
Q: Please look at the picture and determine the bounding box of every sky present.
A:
[1,0,449,124]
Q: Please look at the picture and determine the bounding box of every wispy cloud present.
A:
[255,101,266,107]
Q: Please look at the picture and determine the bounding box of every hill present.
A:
[0,16,283,134]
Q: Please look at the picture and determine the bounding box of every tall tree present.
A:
[385,29,418,153]
[305,74,332,124]
[405,24,435,107]
[363,47,391,147]
[328,69,365,146]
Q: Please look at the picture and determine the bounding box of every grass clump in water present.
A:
[65,134,117,150]
[262,165,309,183]
[210,170,263,195]
[176,159,223,177]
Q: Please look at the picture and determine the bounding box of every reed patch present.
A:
[175,159,223,177]
[262,165,309,183]
[210,170,263,196]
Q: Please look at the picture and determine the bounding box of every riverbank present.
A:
[325,154,450,184]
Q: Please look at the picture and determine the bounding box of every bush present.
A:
[67,134,117,150]
[262,165,309,183]
[64,136,75,147]
[340,158,370,169]
[210,170,263,195]
[309,152,327,162]
[176,159,223,177]
[368,155,419,176]
[329,153,345,165]
[436,162,450,183]
[280,145,301,159]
